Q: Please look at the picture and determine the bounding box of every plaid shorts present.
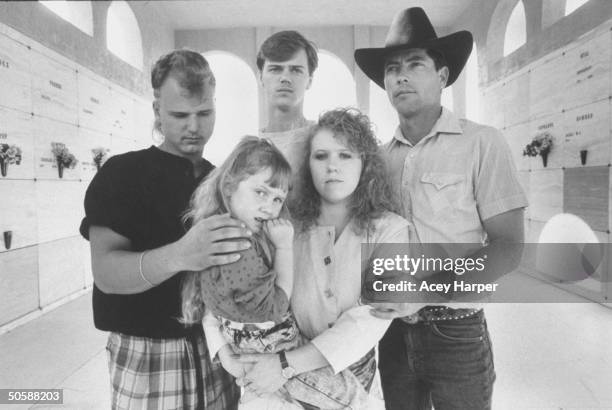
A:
[106,328,239,410]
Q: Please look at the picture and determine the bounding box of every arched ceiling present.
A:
[145,0,474,30]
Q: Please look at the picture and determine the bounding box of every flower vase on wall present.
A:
[91,148,109,172]
[3,230,12,250]
[541,152,548,168]
[51,143,77,178]
[0,159,7,177]
[580,150,588,166]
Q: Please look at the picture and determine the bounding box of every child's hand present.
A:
[264,218,294,249]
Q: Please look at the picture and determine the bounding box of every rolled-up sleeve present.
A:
[311,305,390,373]
[80,156,140,240]
[476,128,528,220]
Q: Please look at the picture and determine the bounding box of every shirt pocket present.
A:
[420,172,466,214]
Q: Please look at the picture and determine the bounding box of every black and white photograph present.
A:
[0,0,611,409]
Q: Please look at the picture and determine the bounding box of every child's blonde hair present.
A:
[181,136,292,323]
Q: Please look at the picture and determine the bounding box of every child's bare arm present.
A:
[264,219,294,299]
[218,344,252,379]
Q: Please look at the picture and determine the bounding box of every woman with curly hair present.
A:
[290,107,399,234]
[230,108,410,409]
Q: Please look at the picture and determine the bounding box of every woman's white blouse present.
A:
[292,212,410,373]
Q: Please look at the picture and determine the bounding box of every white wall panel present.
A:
[0,180,37,250]
[481,83,505,128]
[528,169,563,223]
[30,50,78,124]
[0,33,31,113]
[35,180,85,243]
[529,53,567,120]
[563,100,611,167]
[0,246,39,326]
[38,236,85,307]
[563,31,611,110]
[77,73,113,134]
[110,87,136,139]
[134,97,155,145]
[502,72,530,128]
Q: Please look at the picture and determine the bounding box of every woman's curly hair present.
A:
[289,107,398,235]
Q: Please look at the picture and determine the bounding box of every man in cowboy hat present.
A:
[355,7,527,410]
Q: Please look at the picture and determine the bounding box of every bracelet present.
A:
[139,250,155,287]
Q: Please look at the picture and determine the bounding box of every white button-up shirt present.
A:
[383,108,528,247]
[292,212,409,373]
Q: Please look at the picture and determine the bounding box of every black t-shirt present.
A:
[80,146,214,338]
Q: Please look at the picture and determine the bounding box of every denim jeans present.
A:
[293,349,376,410]
[378,311,495,410]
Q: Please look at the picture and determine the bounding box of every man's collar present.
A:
[393,107,463,146]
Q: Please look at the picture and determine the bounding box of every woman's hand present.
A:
[218,345,253,379]
[264,218,294,249]
[237,353,286,395]
[369,302,429,319]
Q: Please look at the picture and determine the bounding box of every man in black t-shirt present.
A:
[80,50,250,409]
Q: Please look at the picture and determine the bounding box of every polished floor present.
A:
[1,275,611,409]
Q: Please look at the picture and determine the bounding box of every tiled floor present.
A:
[0,295,108,410]
[1,275,612,409]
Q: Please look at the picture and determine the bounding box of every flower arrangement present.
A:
[51,142,78,178]
[52,142,78,168]
[92,147,110,170]
[0,143,22,164]
[523,132,554,167]
[0,143,22,177]
[523,132,554,157]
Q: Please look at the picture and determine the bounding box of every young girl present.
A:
[181,135,298,350]
[181,136,365,409]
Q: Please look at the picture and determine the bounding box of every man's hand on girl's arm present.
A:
[90,213,252,294]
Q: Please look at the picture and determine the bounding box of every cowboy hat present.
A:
[354,7,473,89]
